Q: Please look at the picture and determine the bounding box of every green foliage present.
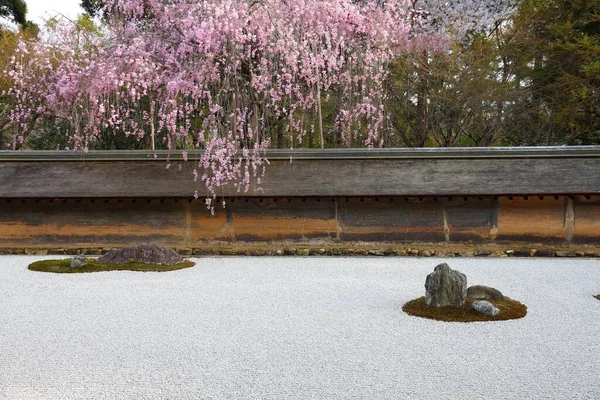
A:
[1,24,39,149]
[80,0,105,18]
[0,0,27,27]
[499,0,600,145]
[386,35,509,147]
[383,0,600,147]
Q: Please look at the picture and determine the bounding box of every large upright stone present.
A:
[425,263,467,307]
[98,243,183,265]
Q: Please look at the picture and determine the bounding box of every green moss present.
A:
[28,258,195,273]
[402,297,527,322]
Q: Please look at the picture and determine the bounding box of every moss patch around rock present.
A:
[402,296,527,322]
[28,258,195,273]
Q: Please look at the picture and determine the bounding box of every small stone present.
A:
[505,250,514,256]
[48,249,68,255]
[535,250,556,257]
[425,263,467,307]
[70,255,88,268]
[368,250,385,256]
[467,285,505,300]
[25,249,48,256]
[575,251,586,257]
[83,248,103,255]
[410,249,419,255]
[513,250,532,257]
[420,250,433,257]
[332,249,342,256]
[471,300,500,316]
[458,252,474,257]
[474,249,492,257]
[297,249,310,256]
[556,251,577,257]
[318,248,326,255]
[275,250,284,256]
[177,248,193,256]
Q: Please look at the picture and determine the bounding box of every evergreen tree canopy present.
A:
[0,0,27,26]
[80,0,104,18]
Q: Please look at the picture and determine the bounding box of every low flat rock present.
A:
[472,300,500,316]
[97,243,183,265]
[467,285,505,301]
[70,255,88,268]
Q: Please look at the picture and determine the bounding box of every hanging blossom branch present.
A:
[6,0,422,208]
[409,0,517,37]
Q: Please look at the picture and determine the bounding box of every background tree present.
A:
[0,0,27,27]
[0,0,38,149]
[6,0,415,203]
[386,35,509,147]
[5,0,599,156]
[409,0,517,36]
[80,0,104,18]
[499,0,600,145]
[386,0,600,147]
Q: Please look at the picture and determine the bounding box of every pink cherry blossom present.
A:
[5,0,432,206]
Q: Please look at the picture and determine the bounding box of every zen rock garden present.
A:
[403,262,527,322]
[29,245,529,322]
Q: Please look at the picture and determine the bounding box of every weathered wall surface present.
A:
[0,196,597,248]
[0,148,598,250]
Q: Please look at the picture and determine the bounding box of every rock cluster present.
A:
[423,263,506,316]
[424,263,467,307]
[98,243,183,265]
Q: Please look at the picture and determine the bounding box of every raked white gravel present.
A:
[0,256,599,399]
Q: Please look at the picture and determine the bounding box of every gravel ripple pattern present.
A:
[1,256,599,399]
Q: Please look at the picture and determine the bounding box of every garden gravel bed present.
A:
[0,256,599,399]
